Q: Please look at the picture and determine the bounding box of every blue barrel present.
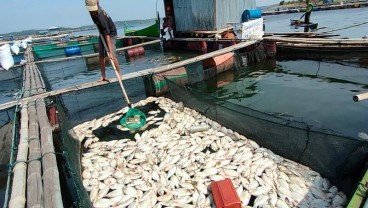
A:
[65,46,81,56]
[242,9,262,22]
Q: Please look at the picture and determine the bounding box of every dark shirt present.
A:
[91,7,117,37]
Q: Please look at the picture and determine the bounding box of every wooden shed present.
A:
[163,0,256,32]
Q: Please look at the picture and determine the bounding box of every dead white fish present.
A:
[254,195,269,207]
[106,188,123,198]
[93,198,112,208]
[276,199,289,208]
[157,191,173,202]
[90,186,99,202]
[148,110,160,115]
[116,197,135,208]
[98,171,114,181]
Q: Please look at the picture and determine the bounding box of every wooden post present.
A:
[26,101,43,208]
[9,103,29,208]
[36,98,63,208]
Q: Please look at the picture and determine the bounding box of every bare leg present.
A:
[112,57,122,79]
[99,56,109,82]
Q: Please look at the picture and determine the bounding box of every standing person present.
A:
[161,18,168,37]
[166,15,174,38]
[165,6,174,38]
[85,0,122,82]
[304,0,314,24]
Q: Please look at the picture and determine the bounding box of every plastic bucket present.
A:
[242,9,262,22]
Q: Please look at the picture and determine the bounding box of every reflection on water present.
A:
[265,7,368,38]
[191,58,368,138]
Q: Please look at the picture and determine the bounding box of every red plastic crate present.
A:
[211,178,241,208]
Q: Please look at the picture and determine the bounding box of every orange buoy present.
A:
[187,41,207,52]
[125,46,145,60]
[123,38,133,46]
[200,41,207,53]
[47,106,59,131]
[203,52,235,80]
[262,42,277,58]
[151,67,187,96]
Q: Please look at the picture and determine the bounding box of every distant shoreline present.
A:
[262,0,368,16]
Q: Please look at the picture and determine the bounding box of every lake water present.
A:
[1,7,368,205]
[264,7,368,38]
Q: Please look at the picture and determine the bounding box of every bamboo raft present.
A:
[6,48,63,208]
[263,36,368,52]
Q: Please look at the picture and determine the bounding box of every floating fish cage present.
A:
[36,49,365,207]
[1,40,367,207]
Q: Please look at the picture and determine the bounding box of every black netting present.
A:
[165,75,368,194]
[55,96,92,208]
[51,75,148,207]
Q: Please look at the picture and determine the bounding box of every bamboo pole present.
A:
[36,98,63,208]
[29,64,38,96]
[23,65,31,98]
[9,103,29,208]
[32,64,45,94]
[26,101,43,208]
[263,36,368,45]
[35,64,46,91]
[353,92,368,102]
[276,43,368,50]
[0,40,258,111]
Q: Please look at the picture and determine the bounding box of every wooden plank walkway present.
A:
[7,48,63,208]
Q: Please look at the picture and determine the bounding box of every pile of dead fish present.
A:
[73,97,347,208]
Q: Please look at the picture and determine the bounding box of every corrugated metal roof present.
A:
[172,0,256,32]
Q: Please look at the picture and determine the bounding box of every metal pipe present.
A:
[353,92,368,102]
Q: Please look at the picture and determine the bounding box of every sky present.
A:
[0,0,281,34]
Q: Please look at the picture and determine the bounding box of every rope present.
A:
[8,152,64,174]
[322,21,368,34]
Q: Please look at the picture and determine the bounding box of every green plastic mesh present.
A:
[120,108,146,130]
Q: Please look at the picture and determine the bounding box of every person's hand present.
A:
[109,53,114,61]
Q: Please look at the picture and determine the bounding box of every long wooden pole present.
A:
[26,101,43,208]
[9,103,29,208]
[98,29,132,106]
[264,36,368,45]
[36,98,63,208]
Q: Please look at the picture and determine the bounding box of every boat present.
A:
[32,37,124,60]
[289,8,300,13]
[124,20,160,37]
[290,19,318,30]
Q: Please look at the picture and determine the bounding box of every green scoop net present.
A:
[120,108,146,130]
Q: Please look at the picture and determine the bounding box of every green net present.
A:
[120,108,146,130]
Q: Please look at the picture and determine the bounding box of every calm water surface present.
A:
[265,7,368,38]
[191,58,368,138]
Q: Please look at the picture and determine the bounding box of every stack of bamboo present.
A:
[8,48,63,208]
